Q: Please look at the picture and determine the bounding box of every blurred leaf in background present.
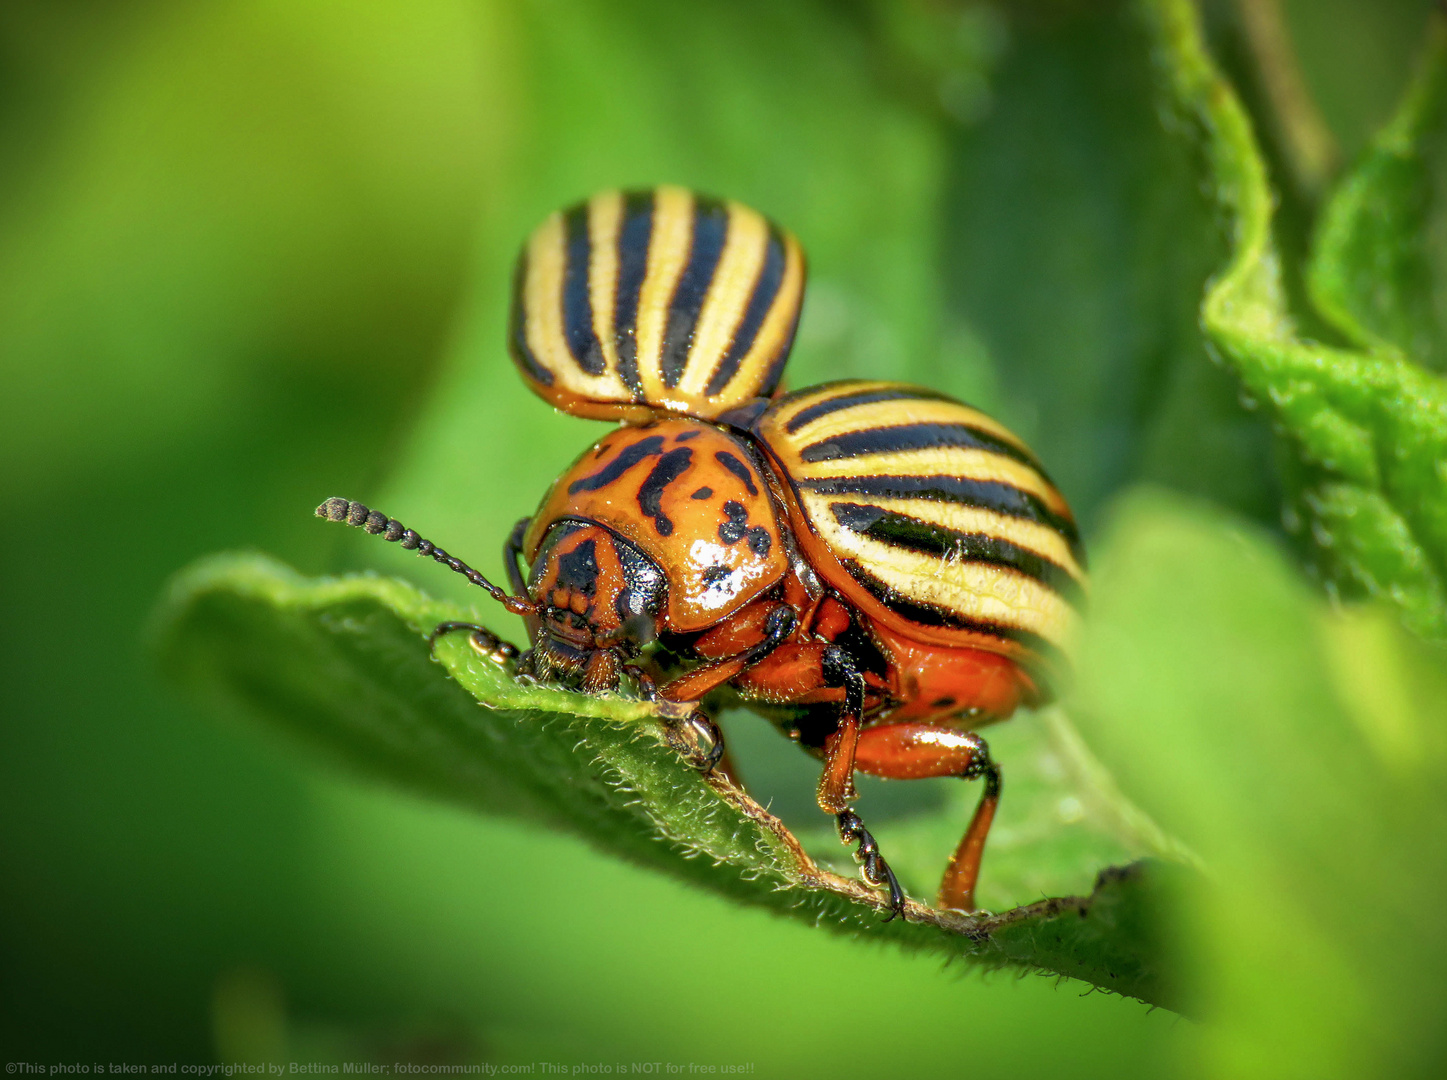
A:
[1076,488,1447,1079]
[5,0,1447,1076]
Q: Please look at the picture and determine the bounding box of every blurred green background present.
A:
[1,0,1439,1075]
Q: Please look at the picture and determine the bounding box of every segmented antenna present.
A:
[315,497,534,615]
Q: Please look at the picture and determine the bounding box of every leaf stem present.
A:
[1231,0,1340,199]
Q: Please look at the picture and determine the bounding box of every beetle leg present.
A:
[850,724,1001,913]
[429,622,520,664]
[663,712,729,775]
[423,517,534,664]
[655,605,797,704]
[620,663,730,774]
[835,809,903,921]
[817,646,905,921]
[503,517,531,596]
[648,608,796,780]
[581,647,620,693]
[622,664,661,702]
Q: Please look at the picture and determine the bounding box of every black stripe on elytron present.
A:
[613,191,654,396]
[713,450,759,496]
[660,197,729,389]
[568,435,665,495]
[508,250,553,386]
[797,474,1084,565]
[704,225,787,396]
[637,448,694,536]
[801,422,1046,473]
[561,204,606,375]
[838,557,1063,662]
[829,503,1084,608]
[781,385,953,435]
[754,300,803,404]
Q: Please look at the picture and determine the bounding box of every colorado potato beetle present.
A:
[509,185,805,422]
[318,188,1084,918]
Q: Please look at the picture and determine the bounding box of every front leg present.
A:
[430,622,521,665]
[656,604,797,703]
[647,604,797,778]
[623,663,731,777]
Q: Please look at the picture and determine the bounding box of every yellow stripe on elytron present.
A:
[675,201,768,398]
[791,446,1069,519]
[788,396,1038,461]
[635,185,696,407]
[805,506,1076,641]
[522,211,569,383]
[587,190,625,384]
[728,232,805,401]
[828,494,1085,585]
[522,205,633,403]
[769,380,891,423]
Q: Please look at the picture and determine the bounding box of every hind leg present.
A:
[851,723,1001,913]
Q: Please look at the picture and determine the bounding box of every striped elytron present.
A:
[320,186,1084,920]
[509,185,805,422]
[752,380,1084,693]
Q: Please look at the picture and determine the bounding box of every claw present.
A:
[837,809,906,921]
[664,711,725,772]
[429,621,519,664]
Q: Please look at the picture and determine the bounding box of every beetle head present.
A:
[520,521,665,692]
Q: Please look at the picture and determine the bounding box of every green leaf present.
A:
[1072,487,1447,1077]
[1309,18,1447,367]
[939,3,1278,531]
[1139,0,1447,640]
[155,551,1194,1010]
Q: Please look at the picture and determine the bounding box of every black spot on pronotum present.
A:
[932,697,957,709]
[677,430,701,442]
[718,500,749,544]
[713,450,759,495]
[637,447,694,536]
[714,502,770,556]
[691,487,714,500]
[554,538,600,596]
[701,564,734,588]
[569,435,665,494]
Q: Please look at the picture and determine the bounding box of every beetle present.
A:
[508,184,805,423]
[316,188,1085,918]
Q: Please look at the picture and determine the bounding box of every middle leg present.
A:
[817,646,905,920]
